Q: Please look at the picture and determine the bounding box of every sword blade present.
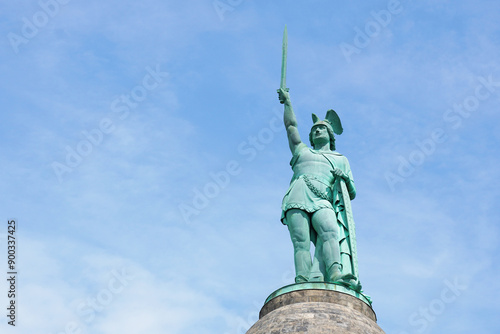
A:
[280,25,288,90]
[339,179,358,278]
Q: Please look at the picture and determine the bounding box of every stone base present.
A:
[246,288,385,334]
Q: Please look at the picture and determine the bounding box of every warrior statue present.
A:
[278,26,361,291]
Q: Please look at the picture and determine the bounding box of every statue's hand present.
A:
[277,87,291,105]
[332,168,346,180]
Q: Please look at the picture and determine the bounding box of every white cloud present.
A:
[1,1,500,333]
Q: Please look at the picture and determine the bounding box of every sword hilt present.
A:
[277,87,290,104]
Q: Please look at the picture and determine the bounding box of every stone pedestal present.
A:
[246,286,385,334]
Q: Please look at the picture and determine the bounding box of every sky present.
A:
[0,0,499,333]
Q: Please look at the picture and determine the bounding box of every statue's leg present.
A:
[285,209,312,283]
[309,229,324,282]
[312,209,354,283]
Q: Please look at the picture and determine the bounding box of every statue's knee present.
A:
[319,230,338,243]
[292,238,310,253]
[288,214,310,244]
[291,231,310,246]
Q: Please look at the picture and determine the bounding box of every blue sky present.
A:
[1,0,499,333]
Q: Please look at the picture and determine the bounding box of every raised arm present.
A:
[277,88,303,154]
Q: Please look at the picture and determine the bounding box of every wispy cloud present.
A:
[1,1,500,333]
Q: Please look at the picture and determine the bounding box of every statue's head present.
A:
[309,122,336,150]
[308,110,343,151]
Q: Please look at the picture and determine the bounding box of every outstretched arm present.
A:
[278,88,303,154]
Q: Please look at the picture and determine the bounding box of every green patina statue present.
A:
[277,26,361,292]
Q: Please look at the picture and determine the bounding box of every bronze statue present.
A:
[278,26,361,291]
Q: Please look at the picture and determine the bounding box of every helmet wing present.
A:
[325,109,343,135]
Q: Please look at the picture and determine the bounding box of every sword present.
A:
[279,25,289,103]
[322,152,359,279]
[339,179,359,278]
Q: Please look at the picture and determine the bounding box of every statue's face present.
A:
[311,124,330,146]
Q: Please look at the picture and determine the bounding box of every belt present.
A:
[301,174,332,202]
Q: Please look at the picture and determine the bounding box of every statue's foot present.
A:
[326,263,356,285]
[295,275,309,283]
[309,275,324,282]
[327,272,356,284]
[328,275,363,293]
[349,280,363,293]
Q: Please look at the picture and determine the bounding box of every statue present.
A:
[277,26,361,291]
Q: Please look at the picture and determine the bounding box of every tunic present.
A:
[281,143,355,223]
